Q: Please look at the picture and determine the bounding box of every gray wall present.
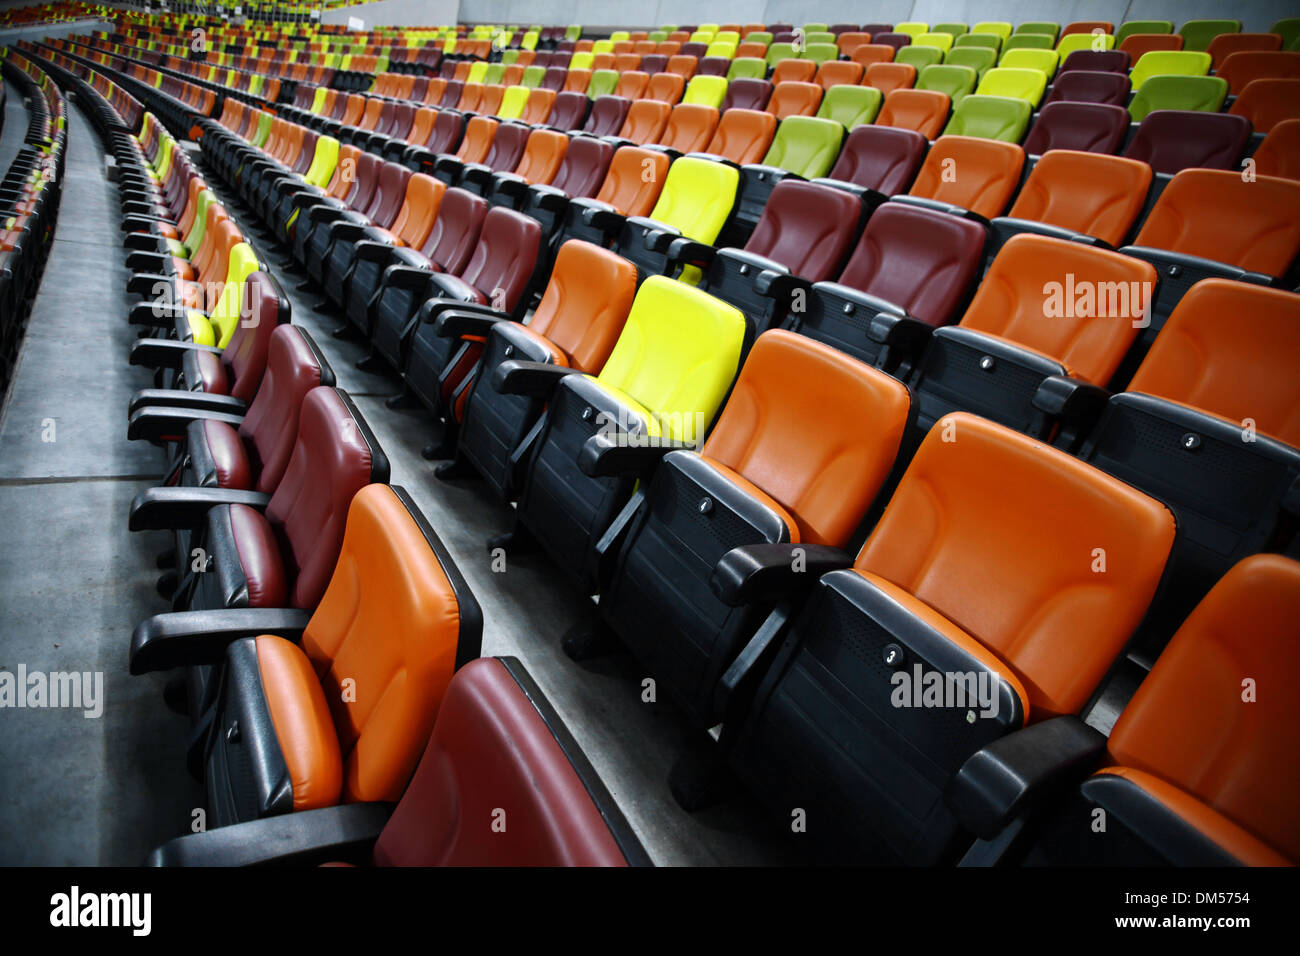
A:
[457,0,1297,33]
[322,0,459,27]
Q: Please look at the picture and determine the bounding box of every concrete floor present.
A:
[0,97,802,865]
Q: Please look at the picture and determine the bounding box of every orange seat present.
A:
[876,88,950,138]
[615,70,650,99]
[1217,50,1300,94]
[766,80,824,119]
[657,103,720,152]
[1002,150,1152,247]
[617,98,671,145]
[665,54,698,79]
[1207,32,1283,69]
[454,116,498,165]
[815,59,865,90]
[865,61,917,96]
[771,58,817,84]
[645,71,686,104]
[703,108,778,164]
[591,146,669,216]
[519,88,557,124]
[1229,77,1300,131]
[1253,118,1300,180]
[850,43,896,68]
[511,129,569,186]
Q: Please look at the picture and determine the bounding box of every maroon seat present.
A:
[582,95,632,136]
[546,91,591,131]
[1023,101,1129,155]
[402,109,465,169]
[1060,49,1130,74]
[681,41,708,59]
[540,65,567,91]
[720,77,773,111]
[438,79,464,107]
[520,136,615,237]
[640,53,668,74]
[1044,69,1131,107]
[1124,110,1252,176]
[312,159,413,293]
[698,56,730,76]
[872,32,911,52]
[789,201,986,366]
[818,124,928,199]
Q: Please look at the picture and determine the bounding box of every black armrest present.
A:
[491,171,530,203]
[434,309,506,339]
[120,212,175,231]
[709,542,853,607]
[127,271,177,298]
[123,231,173,253]
[577,433,694,478]
[665,237,716,270]
[753,267,809,299]
[527,182,570,213]
[1032,375,1110,439]
[125,249,178,274]
[127,405,246,443]
[491,359,583,396]
[129,337,220,370]
[129,607,312,674]
[573,199,624,232]
[351,239,402,264]
[378,263,435,293]
[127,389,247,417]
[128,300,194,327]
[324,218,372,245]
[145,802,391,866]
[889,193,990,227]
[625,216,677,252]
[127,486,271,531]
[946,715,1107,840]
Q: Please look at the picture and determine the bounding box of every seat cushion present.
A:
[182,347,230,396]
[193,503,288,610]
[187,419,253,490]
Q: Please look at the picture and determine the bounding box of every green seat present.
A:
[895,22,929,39]
[956,33,1001,53]
[767,42,798,66]
[816,84,883,128]
[1115,20,1173,45]
[610,30,630,42]
[916,32,955,51]
[934,23,969,37]
[943,93,1032,142]
[1128,74,1228,121]
[498,85,530,120]
[1270,18,1300,48]
[1179,19,1241,52]
[569,51,594,70]
[1003,33,1055,52]
[1057,32,1113,57]
[645,157,740,247]
[761,115,844,178]
[726,56,767,81]
[747,32,773,47]
[648,30,668,43]
[466,61,489,84]
[804,31,836,46]
[1015,21,1060,41]
[945,46,997,77]
[977,67,1047,107]
[803,22,830,34]
[972,21,1012,40]
[587,69,619,98]
[521,30,539,51]
[564,25,582,41]
[801,42,840,64]
[999,48,1059,79]
[897,46,944,70]
[917,64,978,105]
[521,65,545,88]
[483,63,505,84]
[682,75,728,109]
[500,49,519,66]
[1130,50,1212,89]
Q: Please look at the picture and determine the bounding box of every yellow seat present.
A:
[976,66,1048,107]
[498,85,530,120]
[682,75,728,109]
[1130,50,1212,89]
[183,243,260,348]
[998,48,1059,79]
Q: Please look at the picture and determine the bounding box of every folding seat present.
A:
[582,96,632,137]
[437,118,524,188]
[701,108,777,165]
[399,109,465,169]
[812,59,862,90]
[895,134,1024,222]
[540,65,567,91]
[504,276,746,590]
[1253,118,1300,180]
[1003,33,1055,53]
[851,44,896,69]
[896,46,944,72]
[874,88,950,138]
[1179,19,1240,52]
[957,32,1002,51]
[696,57,729,77]
[770,58,816,85]
[801,42,840,65]
[975,67,1046,107]
[945,46,997,78]
[836,32,873,57]
[484,128,570,209]
[1218,51,1300,95]
[765,41,798,67]
[137,483,480,831]
[521,64,545,88]
[725,57,767,81]
[1058,49,1129,74]
[666,54,698,80]
[999,47,1059,78]
[1012,554,1300,866]
[816,85,883,129]
[720,77,772,112]
[915,32,955,52]
[545,91,592,132]
[1043,68,1130,107]
[813,124,927,204]
[645,71,685,105]
[1130,50,1211,89]
[519,88,557,125]
[894,22,928,40]
[865,62,917,95]
[612,99,670,146]
[1060,280,1300,654]
[1115,20,1173,46]
[496,85,529,121]
[1119,33,1183,61]
[1020,101,1127,158]
[146,655,649,866]
[1230,78,1300,132]
[654,103,720,155]
[614,70,649,100]
[1208,33,1284,69]
[943,94,1032,142]
[592,329,912,732]
[766,81,822,119]
[726,116,843,246]
[586,68,618,99]
[682,74,727,109]
[1124,111,1251,177]
[719,410,1174,863]
[917,63,977,105]
[1273,17,1300,47]
[289,150,385,272]
[990,150,1151,252]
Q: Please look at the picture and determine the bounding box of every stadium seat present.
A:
[727,115,842,245]
[917,64,978,105]
[975,67,1047,107]
[816,85,883,128]
[1129,51,1212,89]
[942,94,1032,142]
[866,61,918,95]
[1119,34,1183,60]
[851,44,897,69]
[1208,33,1284,69]
[560,146,670,247]
[897,46,944,71]
[720,77,773,112]
[1128,75,1228,122]
[1115,20,1173,46]
[702,108,777,165]
[875,88,950,138]
[1178,19,1241,52]
[1058,49,1129,73]
[766,80,823,119]
[1253,118,1300,179]
[945,46,997,77]
[900,134,1024,220]
[815,124,927,203]
[1123,110,1251,176]
[1229,78,1300,132]
[1023,101,1129,154]
[1044,68,1130,106]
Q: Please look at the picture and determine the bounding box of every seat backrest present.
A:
[908,134,1024,218]
[1229,78,1300,132]
[659,103,719,152]
[1023,101,1129,154]
[1116,20,1173,45]
[389,173,445,249]
[266,386,387,609]
[946,46,998,77]
[513,128,568,185]
[546,91,590,131]
[1130,50,1211,88]
[682,74,727,108]
[865,61,917,95]
[529,239,638,373]
[875,88,949,138]
[721,77,773,111]
[1253,118,1300,180]
[547,135,613,199]
[371,656,639,866]
[726,56,767,81]
[594,146,669,216]
[760,115,843,178]
[851,44,897,68]
[594,276,745,443]
[1060,49,1129,73]
[345,150,381,212]
[1007,149,1151,246]
[944,92,1032,141]
[857,411,1175,718]
[960,234,1157,384]
[238,325,334,494]
[646,71,686,104]
[582,95,631,136]
[615,70,650,99]
[824,125,927,194]
[1044,68,1130,106]
[771,58,817,85]
[1124,110,1251,175]
[1216,50,1300,94]
[736,180,857,284]
[644,155,738,243]
[363,160,412,229]
[421,187,489,274]
[457,207,542,313]
[836,201,986,327]
[704,108,777,164]
[618,99,670,145]
[301,483,479,806]
[1104,553,1300,864]
[1129,75,1228,122]
[455,116,498,164]
[917,63,978,104]
[1134,169,1300,277]
[1127,278,1300,447]
[701,329,911,545]
[1178,18,1240,52]
[816,85,883,129]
